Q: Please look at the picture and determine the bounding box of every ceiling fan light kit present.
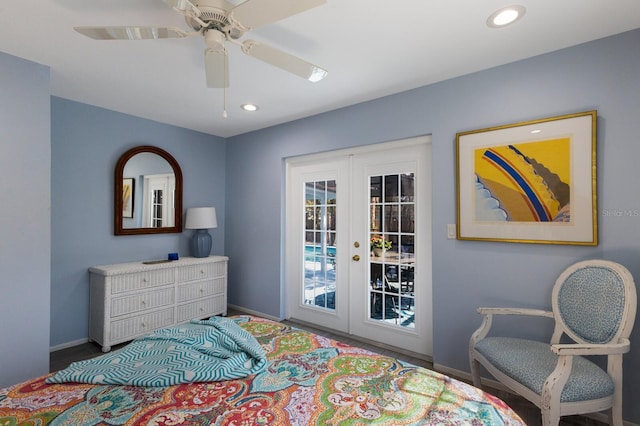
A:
[74,0,328,89]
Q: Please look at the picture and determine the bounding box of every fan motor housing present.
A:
[186,0,243,39]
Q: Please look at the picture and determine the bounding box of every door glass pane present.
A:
[370,176,382,202]
[369,173,415,328]
[401,205,415,233]
[384,174,399,202]
[384,205,399,232]
[152,189,163,227]
[401,173,415,202]
[303,180,337,310]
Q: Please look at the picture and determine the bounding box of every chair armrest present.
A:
[551,338,631,356]
[471,307,554,344]
[477,307,554,318]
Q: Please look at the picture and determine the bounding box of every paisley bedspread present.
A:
[0,315,525,425]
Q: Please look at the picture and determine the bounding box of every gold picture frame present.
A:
[456,111,597,245]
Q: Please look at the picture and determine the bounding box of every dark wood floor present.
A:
[50,309,607,426]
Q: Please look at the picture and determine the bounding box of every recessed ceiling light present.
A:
[241,103,259,112]
[487,5,526,28]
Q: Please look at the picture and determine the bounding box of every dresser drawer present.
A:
[179,262,225,282]
[177,277,225,303]
[110,308,175,341]
[111,269,175,294]
[111,287,175,317]
[177,295,225,323]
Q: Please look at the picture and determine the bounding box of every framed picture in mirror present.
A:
[122,178,134,218]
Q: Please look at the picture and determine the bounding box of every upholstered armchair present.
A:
[469,260,636,426]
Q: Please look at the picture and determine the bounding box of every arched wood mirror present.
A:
[114,146,183,235]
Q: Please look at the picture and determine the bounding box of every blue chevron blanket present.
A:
[46,316,267,387]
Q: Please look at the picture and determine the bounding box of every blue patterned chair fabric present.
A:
[469,259,637,426]
[474,337,614,402]
[557,267,626,344]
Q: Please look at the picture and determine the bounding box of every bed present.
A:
[0,315,524,425]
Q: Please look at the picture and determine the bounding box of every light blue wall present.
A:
[50,97,227,347]
[0,53,51,387]
[225,29,640,421]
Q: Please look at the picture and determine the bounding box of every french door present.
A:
[285,137,432,355]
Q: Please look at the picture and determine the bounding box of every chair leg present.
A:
[611,403,623,426]
[470,357,482,388]
[609,356,624,426]
[542,408,560,426]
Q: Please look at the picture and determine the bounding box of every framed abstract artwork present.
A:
[456,111,597,245]
[122,177,135,218]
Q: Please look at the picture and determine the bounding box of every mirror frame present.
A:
[114,145,183,235]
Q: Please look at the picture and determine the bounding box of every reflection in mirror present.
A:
[122,153,176,229]
[114,146,182,236]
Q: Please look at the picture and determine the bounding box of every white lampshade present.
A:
[185,207,218,229]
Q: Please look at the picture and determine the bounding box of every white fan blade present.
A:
[163,0,201,16]
[242,40,327,82]
[74,26,189,40]
[204,48,229,88]
[230,0,326,31]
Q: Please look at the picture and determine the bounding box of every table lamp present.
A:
[185,207,217,258]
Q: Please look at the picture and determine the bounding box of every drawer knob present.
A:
[141,322,146,328]
[141,300,146,306]
[199,288,204,293]
[200,269,205,274]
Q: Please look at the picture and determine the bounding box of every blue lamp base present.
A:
[191,229,212,258]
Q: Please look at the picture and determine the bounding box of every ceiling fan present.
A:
[74,0,328,88]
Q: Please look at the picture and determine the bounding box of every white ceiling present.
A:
[1,1,639,138]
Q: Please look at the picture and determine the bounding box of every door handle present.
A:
[352,255,360,261]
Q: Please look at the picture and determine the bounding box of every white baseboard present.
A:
[227,304,281,322]
[50,337,89,352]
[434,364,639,426]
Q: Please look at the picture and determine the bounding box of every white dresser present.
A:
[89,256,228,352]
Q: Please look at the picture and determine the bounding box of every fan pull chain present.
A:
[222,53,228,119]
[223,86,228,119]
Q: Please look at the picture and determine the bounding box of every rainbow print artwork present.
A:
[474,138,571,223]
